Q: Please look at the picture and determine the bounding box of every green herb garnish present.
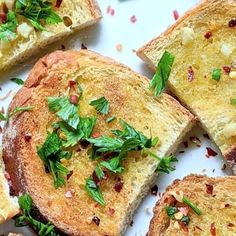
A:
[37,132,71,188]
[231,98,236,105]
[15,0,62,31]
[182,196,202,215]
[181,215,190,225]
[85,177,105,206]
[149,51,175,96]
[0,11,18,41]
[0,106,33,121]
[212,68,221,81]
[15,194,59,236]
[11,77,24,85]
[90,96,109,115]
[106,116,116,123]
[166,206,177,219]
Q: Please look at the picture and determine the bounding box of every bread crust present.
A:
[3,50,194,236]
[147,174,236,236]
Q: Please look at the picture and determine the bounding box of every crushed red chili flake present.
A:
[150,185,158,196]
[229,18,236,27]
[164,195,177,206]
[67,170,73,180]
[225,203,230,208]
[106,5,115,16]
[70,95,79,105]
[210,223,216,236]
[92,132,101,138]
[178,206,189,216]
[190,136,201,147]
[223,66,231,74]
[2,3,7,13]
[92,216,100,226]
[206,147,218,158]
[228,223,235,227]
[0,13,7,23]
[194,226,202,231]
[203,133,210,139]
[221,163,227,170]
[179,150,185,154]
[24,133,32,142]
[173,10,179,21]
[69,80,76,88]
[179,221,189,233]
[205,184,213,194]
[187,66,194,82]
[183,141,189,148]
[129,220,134,226]
[130,15,137,23]
[61,44,65,50]
[80,140,90,148]
[114,178,124,193]
[108,208,115,216]
[81,43,87,50]
[92,171,100,186]
[0,126,2,134]
[55,0,63,8]
[204,31,213,39]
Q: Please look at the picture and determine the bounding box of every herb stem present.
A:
[182,196,202,215]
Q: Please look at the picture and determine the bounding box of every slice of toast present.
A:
[148,174,236,236]
[2,50,194,235]
[0,0,101,72]
[0,150,19,224]
[137,0,236,174]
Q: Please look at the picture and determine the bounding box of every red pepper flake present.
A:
[68,80,76,88]
[92,132,101,138]
[223,66,231,74]
[106,5,115,16]
[228,223,235,227]
[2,3,7,13]
[221,163,227,170]
[203,133,210,139]
[205,184,213,194]
[173,10,179,21]
[194,226,202,231]
[55,0,63,8]
[204,31,213,39]
[61,44,65,50]
[183,141,189,148]
[129,220,134,226]
[178,206,189,216]
[164,195,177,206]
[70,95,79,105]
[67,170,73,180]
[92,171,100,186]
[225,203,230,208]
[210,223,216,236]
[24,133,32,142]
[187,66,194,82]
[150,185,158,196]
[229,18,236,27]
[108,208,115,216]
[130,15,137,23]
[179,221,189,233]
[0,13,7,23]
[92,216,100,226]
[190,136,201,147]
[114,178,124,193]
[179,150,185,154]
[81,43,87,50]
[0,126,2,134]
[206,147,218,158]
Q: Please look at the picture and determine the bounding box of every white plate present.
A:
[0,0,230,235]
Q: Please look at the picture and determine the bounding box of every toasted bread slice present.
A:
[3,50,194,235]
[0,0,101,72]
[137,0,236,174]
[0,150,19,224]
[148,175,236,236]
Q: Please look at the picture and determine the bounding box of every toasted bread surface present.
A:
[0,0,101,72]
[0,150,19,224]
[137,0,236,173]
[3,50,194,235]
[148,174,236,236]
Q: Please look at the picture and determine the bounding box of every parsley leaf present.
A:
[231,98,236,105]
[106,116,116,123]
[37,132,71,188]
[47,97,80,129]
[15,0,62,31]
[156,156,178,174]
[85,177,105,206]
[166,206,177,219]
[0,106,33,121]
[15,194,59,236]
[0,112,6,121]
[90,96,109,115]
[0,11,18,41]
[100,156,124,174]
[212,68,221,81]
[11,77,24,85]
[149,51,175,96]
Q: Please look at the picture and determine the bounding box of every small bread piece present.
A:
[0,0,101,71]
[3,50,194,235]
[137,0,236,174]
[0,151,19,224]
[148,175,236,236]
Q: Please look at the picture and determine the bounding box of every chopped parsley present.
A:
[106,116,116,123]
[182,196,202,215]
[85,177,105,206]
[181,215,190,225]
[90,96,109,115]
[15,194,59,236]
[149,51,175,96]
[10,77,24,85]
[166,206,177,219]
[0,11,18,41]
[15,0,62,31]
[0,106,33,121]
[212,68,221,81]
[37,132,71,188]
[231,98,236,105]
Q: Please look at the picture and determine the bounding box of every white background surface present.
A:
[0,0,230,235]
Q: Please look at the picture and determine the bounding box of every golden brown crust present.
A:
[148,175,236,235]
